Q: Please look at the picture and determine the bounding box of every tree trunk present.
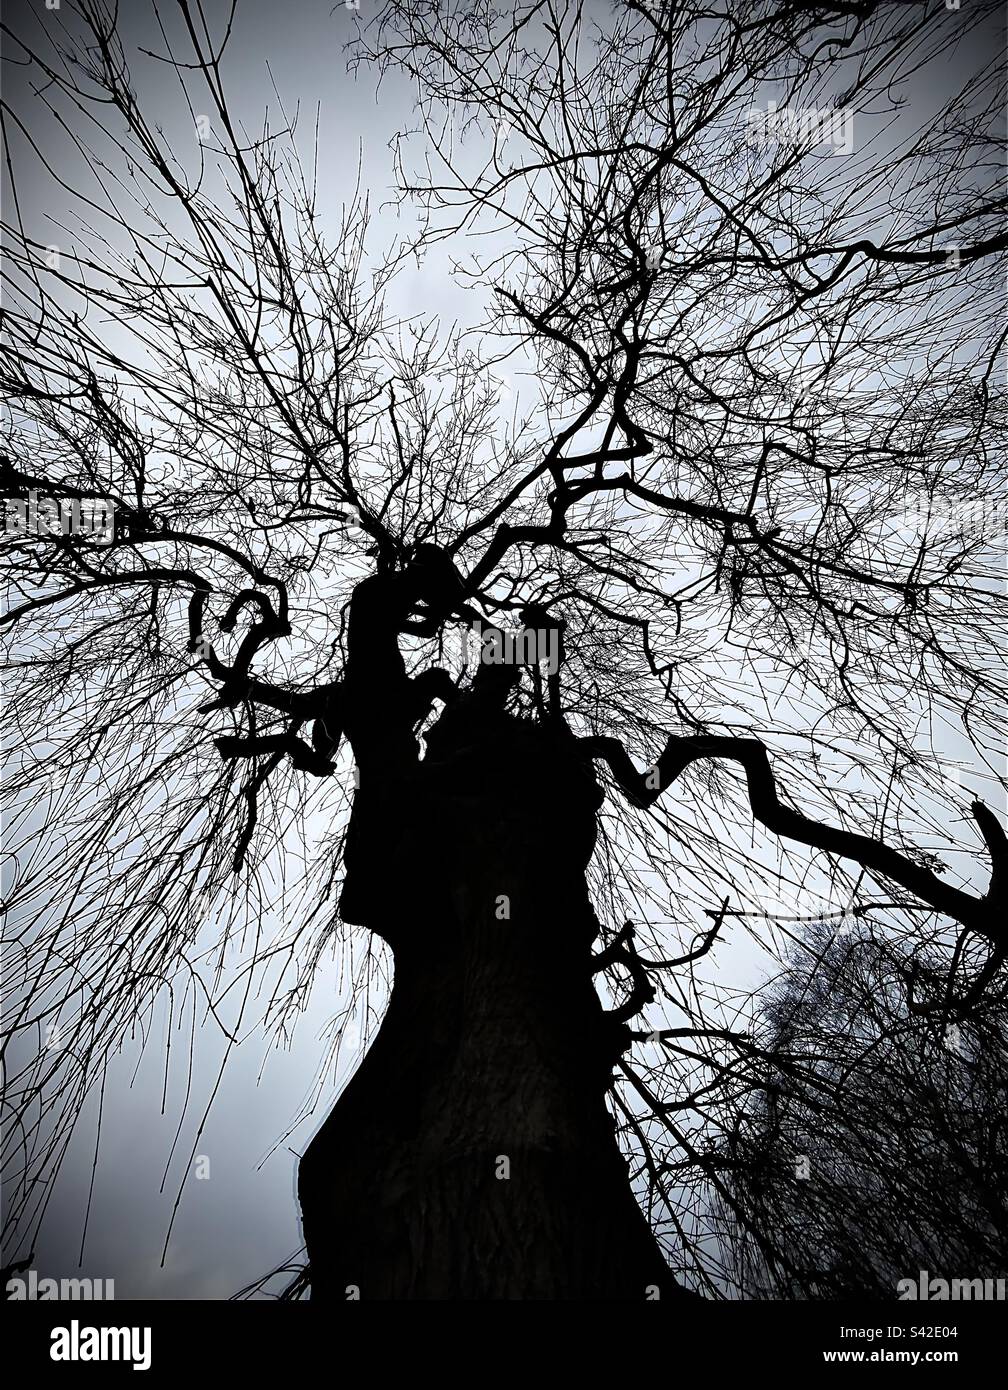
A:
[298,698,685,1300]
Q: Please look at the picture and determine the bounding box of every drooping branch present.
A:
[580,733,1007,948]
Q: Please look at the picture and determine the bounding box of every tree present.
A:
[709,920,1008,1299]
[1,0,1006,1299]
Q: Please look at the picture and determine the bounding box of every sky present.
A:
[2,0,1005,1299]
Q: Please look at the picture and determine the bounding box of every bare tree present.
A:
[2,0,1006,1299]
[709,920,1008,1299]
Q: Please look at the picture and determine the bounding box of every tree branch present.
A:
[580,733,1006,945]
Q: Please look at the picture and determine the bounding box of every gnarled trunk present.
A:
[298,698,683,1299]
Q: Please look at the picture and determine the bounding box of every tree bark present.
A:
[298,695,686,1299]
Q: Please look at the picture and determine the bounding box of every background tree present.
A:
[709,919,1008,1299]
[1,0,1006,1298]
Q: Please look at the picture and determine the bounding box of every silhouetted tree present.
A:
[2,0,1006,1299]
[711,920,1008,1298]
